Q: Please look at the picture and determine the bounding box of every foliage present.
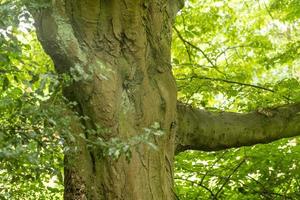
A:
[0,1,64,199]
[0,0,300,199]
[175,139,300,200]
[172,0,300,111]
[82,122,164,162]
[172,0,300,199]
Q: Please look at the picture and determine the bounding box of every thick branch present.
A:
[176,102,300,152]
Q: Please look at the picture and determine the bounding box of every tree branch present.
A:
[177,75,276,93]
[173,26,216,68]
[176,102,300,153]
[174,177,217,199]
[215,158,246,198]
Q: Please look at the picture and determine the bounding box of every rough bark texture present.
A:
[31,0,182,199]
[176,102,300,152]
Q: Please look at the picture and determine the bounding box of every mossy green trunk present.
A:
[32,0,179,199]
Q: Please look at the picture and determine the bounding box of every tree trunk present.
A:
[31,0,182,199]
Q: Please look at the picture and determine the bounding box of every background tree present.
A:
[0,0,299,199]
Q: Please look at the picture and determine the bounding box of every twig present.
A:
[180,15,193,63]
[200,151,227,185]
[175,177,217,199]
[190,75,275,93]
[173,26,220,71]
[215,159,246,198]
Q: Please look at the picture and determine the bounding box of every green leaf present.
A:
[2,76,9,91]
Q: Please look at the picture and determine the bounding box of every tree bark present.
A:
[31,0,182,199]
[176,102,300,152]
